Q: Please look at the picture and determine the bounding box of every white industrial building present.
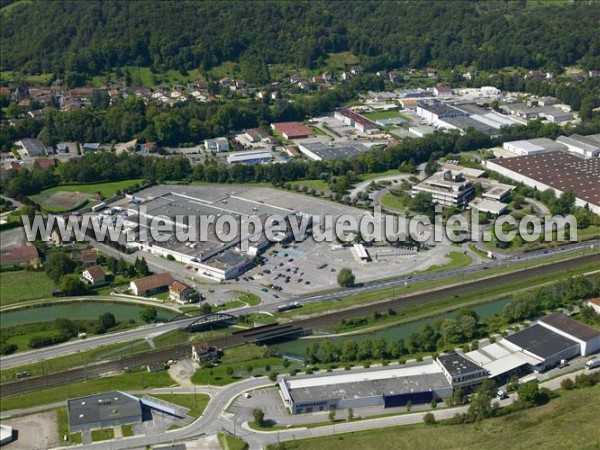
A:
[465,313,600,380]
[556,134,600,159]
[227,150,273,165]
[279,360,453,414]
[502,138,568,156]
[411,170,475,207]
[538,313,600,356]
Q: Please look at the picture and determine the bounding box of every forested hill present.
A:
[1,1,599,77]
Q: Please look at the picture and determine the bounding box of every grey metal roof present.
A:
[504,324,579,360]
[539,313,600,342]
[68,391,142,428]
[289,372,451,403]
[437,353,485,377]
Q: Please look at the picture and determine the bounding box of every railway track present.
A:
[2,253,597,398]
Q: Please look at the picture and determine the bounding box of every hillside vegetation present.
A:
[1,1,599,79]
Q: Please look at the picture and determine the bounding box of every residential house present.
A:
[139,142,157,154]
[82,143,101,152]
[14,138,47,157]
[245,128,264,143]
[0,245,40,268]
[27,109,44,119]
[130,273,175,296]
[426,68,438,78]
[33,158,55,171]
[51,229,74,246]
[204,138,229,152]
[80,249,98,266]
[191,342,219,365]
[433,86,452,98]
[169,281,196,303]
[82,265,106,284]
[388,70,401,83]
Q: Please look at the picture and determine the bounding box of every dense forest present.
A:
[2,1,600,77]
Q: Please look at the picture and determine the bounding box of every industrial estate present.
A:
[1,2,600,450]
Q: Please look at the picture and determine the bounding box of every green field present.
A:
[325,52,359,71]
[271,386,600,450]
[38,179,145,198]
[358,169,403,181]
[0,370,175,411]
[121,424,134,437]
[218,432,249,450]
[288,179,331,194]
[379,191,407,210]
[191,344,300,386]
[0,270,56,306]
[148,393,210,418]
[91,428,114,442]
[236,291,261,306]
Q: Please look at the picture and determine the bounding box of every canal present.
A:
[0,301,178,328]
[272,296,512,358]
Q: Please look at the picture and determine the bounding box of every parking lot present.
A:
[226,387,288,424]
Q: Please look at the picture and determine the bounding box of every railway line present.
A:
[2,252,598,398]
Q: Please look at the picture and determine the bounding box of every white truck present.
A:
[585,358,600,370]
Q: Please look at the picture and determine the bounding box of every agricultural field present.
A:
[0,270,56,306]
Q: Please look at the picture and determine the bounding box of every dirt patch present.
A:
[3,410,59,450]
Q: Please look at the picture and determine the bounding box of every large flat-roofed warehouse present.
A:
[122,188,300,280]
[465,313,600,379]
[502,138,568,156]
[485,152,600,214]
[298,142,366,161]
[538,312,600,356]
[279,361,452,414]
[68,391,142,432]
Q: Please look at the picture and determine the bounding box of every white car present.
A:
[242,393,251,399]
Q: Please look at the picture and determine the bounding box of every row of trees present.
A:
[503,274,600,324]
[304,309,480,365]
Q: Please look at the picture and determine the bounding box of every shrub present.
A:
[423,412,436,425]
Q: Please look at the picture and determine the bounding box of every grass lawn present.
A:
[0,270,56,306]
[214,300,245,312]
[38,179,145,198]
[121,424,134,437]
[288,179,331,194]
[271,386,600,450]
[358,169,404,181]
[468,243,491,259]
[191,344,300,386]
[148,393,210,418]
[379,191,407,211]
[236,291,261,306]
[218,432,249,450]
[415,252,472,274]
[91,428,114,442]
[326,52,359,71]
[0,370,176,411]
